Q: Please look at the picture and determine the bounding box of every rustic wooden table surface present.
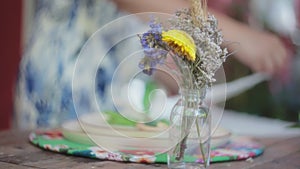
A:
[0,130,299,169]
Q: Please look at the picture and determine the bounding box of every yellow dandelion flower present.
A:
[162,30,196,61]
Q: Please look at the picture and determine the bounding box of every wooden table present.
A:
[0,130,299,169]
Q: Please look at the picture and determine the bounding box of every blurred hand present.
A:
[233,26,288,75]
[211,9,288,76]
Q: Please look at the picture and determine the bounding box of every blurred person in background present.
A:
[14,0,137,129]
[208,0,300,122]
[14,0,290,129]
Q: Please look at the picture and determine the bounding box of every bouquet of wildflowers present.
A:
[138,0,229,167]
[138,0,228,90]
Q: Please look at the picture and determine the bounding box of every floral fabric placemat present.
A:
[29,130,264,163]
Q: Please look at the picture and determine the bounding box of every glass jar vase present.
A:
[168,87,211,169]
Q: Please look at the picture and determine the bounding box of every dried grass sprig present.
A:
[190,0,208,26]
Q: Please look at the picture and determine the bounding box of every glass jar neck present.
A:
[179,87,207,100]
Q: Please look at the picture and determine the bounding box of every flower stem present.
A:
[174,113,195,161]
[175,135,188,161]
[196,117,207,167]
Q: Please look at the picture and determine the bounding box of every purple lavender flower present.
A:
[138,56,156,75]
[144,48,159,58]
[139,19,163,49]
[138,18,168,75]
[149,19,162,34]
[138,48,167,75]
